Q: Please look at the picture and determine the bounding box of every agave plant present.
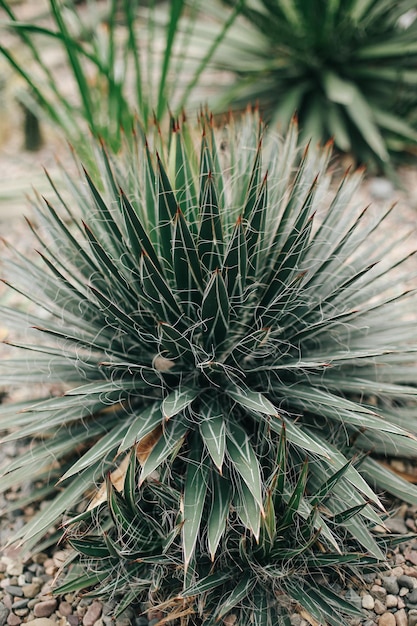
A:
[1,110,417,621]
[57,441,386,624]
[205,0,417,168]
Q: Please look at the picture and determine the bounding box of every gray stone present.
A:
[363,573,377,584]
[408,589,417,604]
[10,601,27,611]
[33,599,57,618]
[385,518,408,534]
[408,609,417,626]
[67,616,80,626]
[4,588,22,599]
[369,177,395,201]
[382,577,400,595]
[82,602,102,626]
[115,608,134,626]
[398,575,415,590]
[0,602,9,626]
[135,619,148,626]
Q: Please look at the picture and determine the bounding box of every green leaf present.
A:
[201,270,230,347]
[162,386,199,420]
[199,404,226,472]
[227,422,264,514]
[222,215,247,301]
[207,471,231,560]
[182,449,209,572]
[214,572,256,621]
[234,477,262,539]
[181,571,231,598]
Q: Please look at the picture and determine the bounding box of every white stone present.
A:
[362,594,375,610]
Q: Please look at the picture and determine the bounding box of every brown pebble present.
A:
[25,620,58,626]
[14,609,29,617]
[397,597,406,609]
[22,584,42,600]
[31,554,48,565]
[374,599,387,615]
[371,584,387,602]
[67,615,80,626]
[34,600,58,618]
[395,608,407,626]
[58,602,72,617]
[386,594,398,608]
[6,614,21,626]
[378,613,396,626]
[392,567,405,577]
[82,602,102,626]
[402,566,417,579]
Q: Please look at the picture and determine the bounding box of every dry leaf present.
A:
[136,424,163,465]
[86,453,130,511]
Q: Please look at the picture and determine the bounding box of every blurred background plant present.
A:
[1,111,417,623]
[205,0,417,171]
[2,0,417,171]
[0,0,239,160]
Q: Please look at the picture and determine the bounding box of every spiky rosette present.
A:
[1,111,417,581]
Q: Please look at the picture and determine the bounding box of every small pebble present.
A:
[58,602,72,617]
[382,577,400,595]
[362,594,375,610]
[4,588,22,599]
[13,610,28,618]
[11,600,28,611]
[22,584,41,600]
[400,587,410,596]
[378,612,396,626]
[67,616,80,626]
[374,599,387,615]
[398,575,415,590]
[82,602,102,626]
[369,177,394,200]
[33,600,58,619]
[395,608,407,626]
[385,518,408,534]
[392,567,405,577]
[31,555,48,565]
[6,615,21,626]
[408,589,417,604]
[372,585,387,602]
[408,609,417,626]
[386,595,398,608]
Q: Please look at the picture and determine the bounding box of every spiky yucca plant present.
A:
[207,0,417,168]
[1,110,417,622]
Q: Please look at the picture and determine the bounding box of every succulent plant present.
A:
[207,0,417,168]
[1,110,417,622]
